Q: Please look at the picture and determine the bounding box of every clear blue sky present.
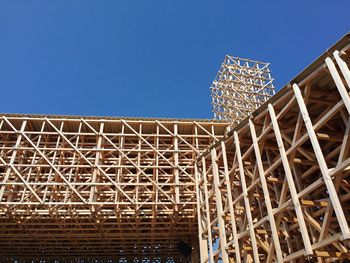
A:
[1,1,349,119]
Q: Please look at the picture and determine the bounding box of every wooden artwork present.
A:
[1,33,350,262]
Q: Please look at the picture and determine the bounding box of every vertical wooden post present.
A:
[211,148,229,263]
[202,157,215,263]
[221,141,241,263]
[174,122,180,210]
[233,131,260,263]
[195,163,209,262]
[89,122,104,206]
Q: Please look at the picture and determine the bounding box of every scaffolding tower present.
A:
[211,56,275,126]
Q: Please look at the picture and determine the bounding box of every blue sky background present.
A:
[0,1,350,119]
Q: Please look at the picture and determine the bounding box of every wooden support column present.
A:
[151,122,160,236]
[249,119,283,262]
[39,122,52,203]
[211,148,229,263]
[174,122,180,210]
[221,141,241,263]
[233,131,260,263]
[268,104,313,256]
[136,123,142,210]
[115,122,125,206]
[293,83,350,240]
[202,157,215,263]
[195,164,209,263]
[89,122,104,207]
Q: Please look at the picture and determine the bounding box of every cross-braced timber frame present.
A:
[196,34,350,262]
[0,117,227,262]
[1,33,350,262]
[210,56,275,126]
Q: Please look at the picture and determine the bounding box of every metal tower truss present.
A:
[196,39,350,262]
[211,56,275,126]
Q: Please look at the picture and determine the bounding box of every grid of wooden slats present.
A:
[0,117,226,261]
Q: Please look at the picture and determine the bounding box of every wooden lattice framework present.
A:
[196,35,350,262]
[0,117,227,262]
[210,56,275,126]
[1,33,350,263]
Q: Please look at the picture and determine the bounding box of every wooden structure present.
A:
[0,116,227,261]
[1,33,350,262]
[210,56,275,126]
[196,34,350,262]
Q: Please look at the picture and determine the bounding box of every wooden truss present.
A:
[1,34,350,263]
[196,35,350,262]
[210,56,275,126]
[0,116,227,261]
